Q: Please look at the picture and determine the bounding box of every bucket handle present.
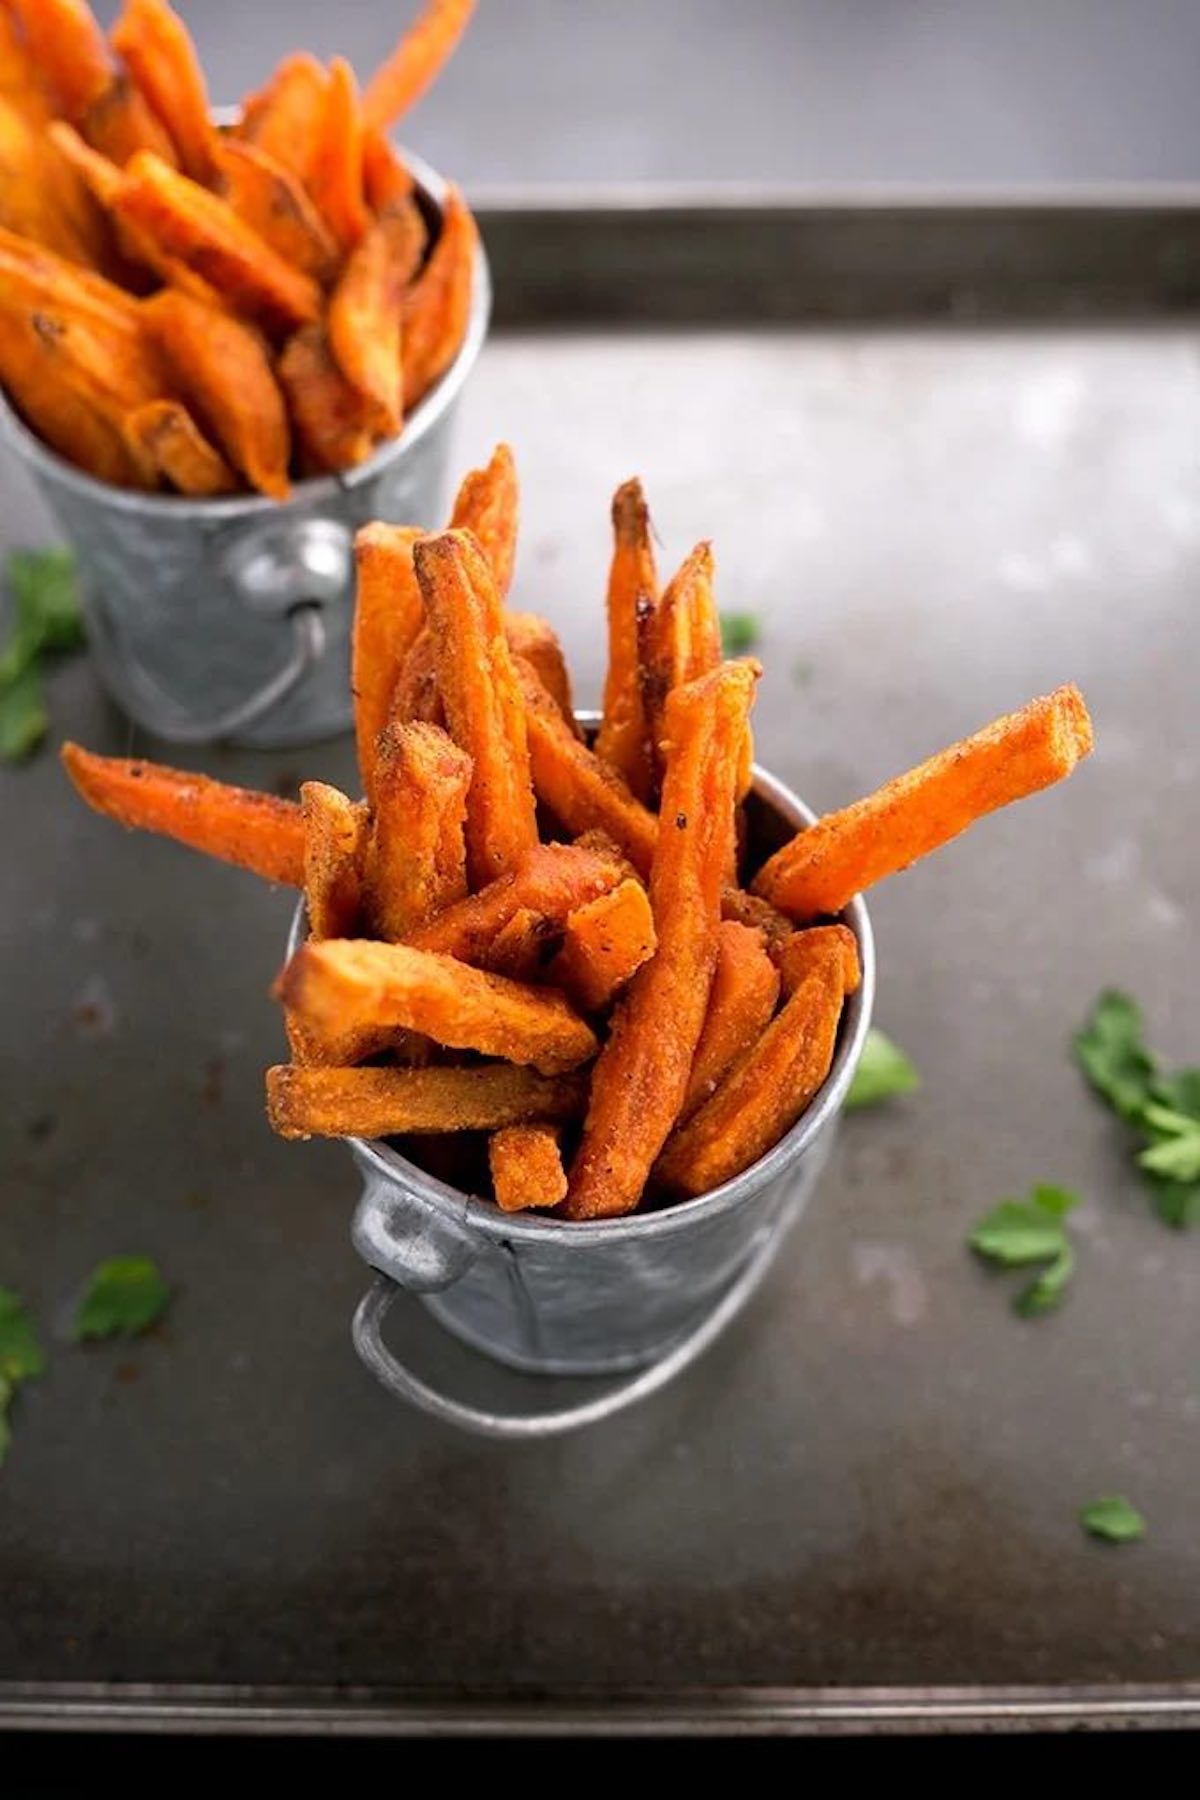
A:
[350,1218,785,1441]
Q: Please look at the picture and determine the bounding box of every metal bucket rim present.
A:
[0,144,491,520]
[289,733,876,1243]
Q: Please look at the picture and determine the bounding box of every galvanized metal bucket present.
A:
[0,149,491,748]
[325,753,875,1439]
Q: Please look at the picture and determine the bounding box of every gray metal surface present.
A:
[1,314,1198,1719]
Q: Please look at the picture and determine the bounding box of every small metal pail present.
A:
[309,748,875,1439]
[0,149,491,748]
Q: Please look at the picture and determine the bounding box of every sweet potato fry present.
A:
[0,224,139,331]
[656,956,846,1198]
[388,626,441,726]
[0,306,144,485]
[116,152,322,337]
[9,0,112,121]
[414,530,539,888]
[238,51,327,182]
[327,202,425,431]
[277,938,598,1075]
[402,184,475,410]
[448,442,518,596]
[408,840,627,965]
[363,0,476,129]
[488,1123,567,1213]
[124,398,237,494]
[548,878,656,1013]
[0,10,55,124]
[483,906,560,982]
[0,98,109,267]
[301,781,365,939]
[351,522,425,803]
[81,71,179,167]
[681,921,781,1122]
[720,884,794,952]
[363,722,471,940]
[6,304,167,481]
[111,0,217,183]
[504,614,578,733]
[266,1061,584,1142]
[46,120,200,293]
[595,477,658,801]
[306,56,368,252]
[515,656,658,877]
[776,923,861,998]
[363,129,414,211]
[61,743,306,883]
[278,323,379,474]
[214,139,341,285]
[640,541,721,794]
[753,684,1095,920]
[565,660,759,1219]
[141,288,291,498]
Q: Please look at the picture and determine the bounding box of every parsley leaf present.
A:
[74,1256,171,1341]
[1073,990,1156,1121]
[0,662,48,761]
[0,549,83,763]
[1080,1495,1146,1543]
[845,1028,920,1111]
[968,1185,1079,1315]
[719,612,760,656]
[1137,1106,1200,1182]
[0,1287,46,1469]
[1074,990,1199,1228]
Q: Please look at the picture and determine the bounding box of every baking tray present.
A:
[2,197,1198,1736]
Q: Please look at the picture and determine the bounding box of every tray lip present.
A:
[469,179,1200,214]
[3,1680,1200,1735]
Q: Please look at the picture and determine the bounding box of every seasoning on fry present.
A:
[681,920,780,1121]
[407,839,627,966]
[640,540,721,794]
[328,202,425,431]
[595,476,659,801]
[448,440,519,596]
[775,923,861,997]
[401,184,475,410]
[306,56,368,253]
[123,397,237,495]
[488,1123,567,1214]
[267,1061,584,1141]
[505,613,578,733]
[214,138,341,286]
[549,878,657,1013]
[363,722,471,941]
[351,522,425,805]
[301,781,364,940]
[110,0,218,183]
[278,323,377,473]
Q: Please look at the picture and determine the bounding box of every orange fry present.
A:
[0,99,108,268]
[266,1061,584,1142]
[515,657,658,877]
[301,781,365,939]
[504,613,579,735]
[640,540,721,794]
[719,884,795,951]
[657,941,854,1197]
[363,0,475,130]
[277,938,599,1075]
[2,303,168,481]
[776,923,861,998]
[364,722,471,940]
[141,287,291,498]
[388,626,441,726]
[0,11,56,124]
[408,840,626,966]
[214,139,341,285]
[448,441,518,596]
[595,477,658,802]
[565,660,759,1220]
[47,120,204,294]
[110,0,218,183]
[61,743,305,884]
[9,0,113,121]
[363,129,414,211]
[483,906,559,982]
[548,878,656,1013]
[0,307,144,486]
[81,71,178,167]
[681,920,781,1122]
[278,323,379,474]
[753,684,1095,920]
[0,224,139,330]
[414,530,539,888]
[328,202,426,431]
[488,1123,567,1213]
[116,151,321,337]
[306,56,368,252]
[402,184,475,410]
[351,522,425,804]
[124,398,237,494]
[238,51,327,183]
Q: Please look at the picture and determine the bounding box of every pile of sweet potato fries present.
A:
[62,445,1094,1218]
[0,0,477,495]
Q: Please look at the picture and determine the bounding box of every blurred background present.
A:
[89,0,1200,191]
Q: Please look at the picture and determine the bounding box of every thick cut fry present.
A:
[549,879,657,1013]
[47,120,208,295]
[640,541,721,794]
[215,139,341,285]
[504,614,578,733]
[111,0,217,182]
[720,884,794,952]
[364,722,471,940]
[408,840,626,965]
[389,626,441,726]
[328,203,426,431]
[61,743,305,883]
[7,305,168,480]
[0,98,109,267]
[402,184,474,410]
[9,0,112,120]
[0,224,139,330]
[414,530,539,888]
[306,57,368,252]
[124,398,237,494]
[0,11,55,124]
[484,906,560,981]
[595,477,658,801]
[363,0,475,129]
[266,1061,583,1141]
[363,129,414,210]
[565,661,759,1219]
[0,306,144,485]
[81,71,179,166]
[681,921,781,1122]
[116,152,321,337]
[277,939,598,1075]
[352,523,425,803]
[301,782,365,939]
[776,923,861,998]
[449,442,518,596]
[141,288,290,498]
[238,52,327,182]
[516,657,658,877]
[278,323,379,473]
[488,1123,567,1213]
[753,684,1095,920]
